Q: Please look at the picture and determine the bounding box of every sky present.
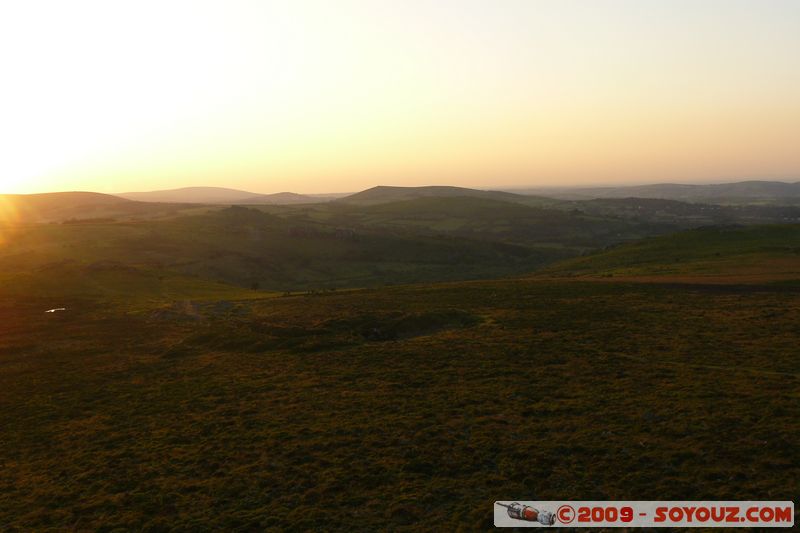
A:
[0,0,799,195]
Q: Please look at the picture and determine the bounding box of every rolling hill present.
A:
[6,190,800,292]
[321,196,657,247]
[0,193,701,297]
[518,180,800,204]
[0,205,569,294]
[117,187,334,205]
[573,197,800,226]
[235,191,332,205]
[117,187,264,203]
[542,223,800,282]
[337,185,552,206]
[0,192,197,223]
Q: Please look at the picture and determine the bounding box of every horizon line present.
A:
[3,177,800,197]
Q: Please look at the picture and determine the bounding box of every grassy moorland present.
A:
[3,190,799,295]
[1,198,799,530]
[542,224,800,282]
[1,272,798,530]
[0,205,576,294]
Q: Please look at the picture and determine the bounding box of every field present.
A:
[2,275,798,530]
[0,205,571,294]
[543,224,800,283]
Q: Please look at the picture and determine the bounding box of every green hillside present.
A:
[255,196,671,249]
[7,195,800,297]
[543,224,800,280]
[0,206,567,292]
[0,262,255,307]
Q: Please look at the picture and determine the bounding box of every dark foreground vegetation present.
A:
[1,275,798,530]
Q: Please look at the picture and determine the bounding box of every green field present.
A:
[0,203,580,295]
[543,224,800,282]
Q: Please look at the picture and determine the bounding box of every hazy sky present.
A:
[1,0,799,194]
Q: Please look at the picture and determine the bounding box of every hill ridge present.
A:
[117,187,333,205]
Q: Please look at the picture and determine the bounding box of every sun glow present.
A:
[1,1,799,194]
[0,196,21,247]
[0,1,257,193]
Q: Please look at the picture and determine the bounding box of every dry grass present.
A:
[1,278,798,530]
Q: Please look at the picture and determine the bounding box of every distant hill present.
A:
[257,192,800,258]
[542,223,800,282]
[0,192,200,223]
[327,196,646,248]
[1,192,129,223]
[517,180,800,204]
[235,192,331,205]
[2,190,127,210]
[117,187,332,205]
[573,197,800,227]
[338,185,550,206]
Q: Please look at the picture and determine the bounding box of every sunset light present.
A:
[1,0,798,194]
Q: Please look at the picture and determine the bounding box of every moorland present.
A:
[1,183,798,530]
